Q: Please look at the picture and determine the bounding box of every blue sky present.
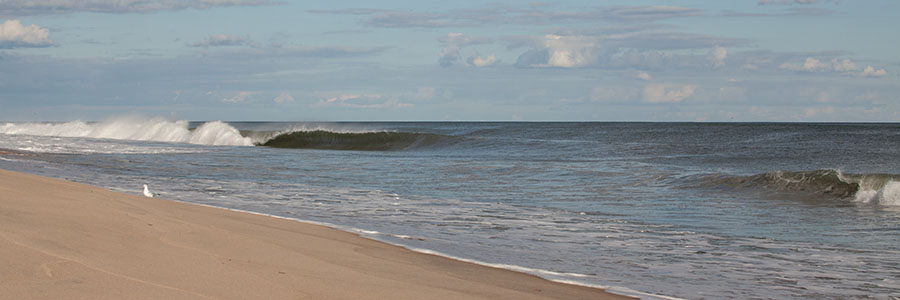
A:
[0,0,897,121]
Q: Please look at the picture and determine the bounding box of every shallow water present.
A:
[2,120,899,299]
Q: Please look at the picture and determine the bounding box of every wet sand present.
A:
[0,169,631,300]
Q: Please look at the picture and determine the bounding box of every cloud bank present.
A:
[0,0,277,16]
[643,84,697,103]
[310,5,702,29]
[0,19,54,48]
[314,94,411,109]
[779,57,888,77]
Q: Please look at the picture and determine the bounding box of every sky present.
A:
[0,0,897,122]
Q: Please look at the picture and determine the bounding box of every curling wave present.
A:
[0,117,253,146]
[696,169,900,206]
[258,130,450,151]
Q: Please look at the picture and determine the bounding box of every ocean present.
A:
[1,117,898,299]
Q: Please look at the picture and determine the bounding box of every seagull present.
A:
[143,184,158,198]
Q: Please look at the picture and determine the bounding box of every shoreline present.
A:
[0,169,632,299]
[181,201,677,300]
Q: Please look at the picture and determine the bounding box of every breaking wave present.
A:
[258,130,451,151]
[0,117,253,146]
[0,117,457,151]
[695,169,900,206]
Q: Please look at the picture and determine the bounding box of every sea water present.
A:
[1,118,899,299]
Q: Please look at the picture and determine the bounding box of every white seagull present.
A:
[142,184,157,198]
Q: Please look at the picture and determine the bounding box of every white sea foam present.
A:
[812,169,900,206]
[0,116,252,146]
[855,180,900,206]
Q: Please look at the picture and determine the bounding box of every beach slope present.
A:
[0,169,629,300]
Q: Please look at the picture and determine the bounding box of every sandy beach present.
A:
[0,169,630,300]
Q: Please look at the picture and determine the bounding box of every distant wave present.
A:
[0,117,253,146]
[696,169,900,206]
[258,130,451,151]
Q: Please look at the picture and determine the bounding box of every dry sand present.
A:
[0,169,631,300]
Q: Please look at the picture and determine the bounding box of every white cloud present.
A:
[317,94,369,106]
[515,34,603,68]
[800,57,829,71]
[314,94,412,109]
[642,84,697,103]
[780,57,888,77]
[273,92,294,104]
[438,33,490,67]
[831,58,858,72]
[708,46,727,68]
[439,33,463,67]
[191,34,249,47]
[467,53,497,67]
[222,91,254,103]
[779,57,828,72]
[0,19,54,49]
[513,30,748,70]
[634,71,652,80]
[859,66,888,77]
[543,34,598,68]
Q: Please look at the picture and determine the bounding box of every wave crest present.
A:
[259,130,449,151]
[0,117,252,146]
[696,169,900,206]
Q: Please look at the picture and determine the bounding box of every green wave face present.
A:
[697,169,900,200]
[259,130,449,151]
